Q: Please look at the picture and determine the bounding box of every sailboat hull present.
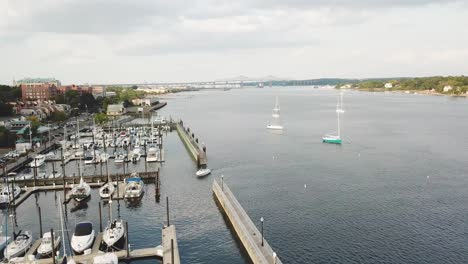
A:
[322,137,342,144]
[267,125,284,130]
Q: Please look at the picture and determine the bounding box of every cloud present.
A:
[0,0,468,84]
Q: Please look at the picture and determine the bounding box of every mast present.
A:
[58,196,67,257]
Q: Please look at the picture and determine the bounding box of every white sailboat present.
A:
[322,92,345,144]
[102,199,125,249]
[4,231,33,260]
[267,96,284,130]
[69,176,91,202]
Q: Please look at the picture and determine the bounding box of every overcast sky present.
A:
[1,0,468,84]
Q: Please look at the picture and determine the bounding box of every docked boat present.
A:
[146,145,158,162]
[103,200,125,249]
[69,177,91,202]
[267,96,284,130]
[4,231,33,260]
[28,154,46,167]
[130,148,141,163]
[196,168,211,177]
[37,231,61,257]
[0,185,21,205]
[83,155,95,165]
[93,253,118,264]
[114,152,126,163]
[323,92,344,144]
[99,182,115,199]
[71,222,95,254]
[124,174,144,199]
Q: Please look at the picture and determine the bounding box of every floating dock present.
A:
[18,224,179,264]
[176,121,207,168]
[9,170,159,187]
[213,179,282,264]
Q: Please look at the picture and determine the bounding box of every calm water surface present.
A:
[3,87,468,263]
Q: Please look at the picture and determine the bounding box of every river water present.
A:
[3,87,468,263]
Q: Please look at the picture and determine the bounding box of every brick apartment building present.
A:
[21,83,57,100]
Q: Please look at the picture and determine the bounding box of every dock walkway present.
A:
[213,179,282,264]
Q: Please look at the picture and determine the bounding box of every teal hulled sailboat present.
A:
[322,92,344,144]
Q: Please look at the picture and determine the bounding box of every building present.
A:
[9,120,30,132]
[57,84,93,95]
[91,86,106,97]
[21,83,57,100]
[131,98,159,106]
[15,77,61,87]
[443,85,453,92]
[107,103,126,116]
[384,83,393,89]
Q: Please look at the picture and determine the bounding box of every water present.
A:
[3,87,468,263]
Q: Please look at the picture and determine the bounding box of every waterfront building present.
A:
[107,103,126,116]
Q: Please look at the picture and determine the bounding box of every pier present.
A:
[175,121,207,168]
[213,179,282,264]
[18,223,180,264]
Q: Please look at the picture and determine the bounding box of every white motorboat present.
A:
[28,155,45,168]
[93,253,118,264]
[146,145,158,162]
[48,172,62,179]
[196,168,211,177]
[71,222,95,254]
[130,148,141,163]
[83,155,95,165]
[124,174,144,199]
[99,153,109,163]
[4,231,33,260]
[103,200,125,249]
[99,182,115,199]
[37,231,61,257]
[0,185,21,205]
[267,96,284,130]
[114,152,125,163]
[69,177,91,202]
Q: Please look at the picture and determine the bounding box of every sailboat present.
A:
[69,176,91,202]
[267,96,284,130]
[102,199,125,249]
[322,92,344,144]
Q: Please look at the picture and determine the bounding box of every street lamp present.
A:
[260,217,264,246]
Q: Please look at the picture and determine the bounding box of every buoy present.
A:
[304,184,307,189]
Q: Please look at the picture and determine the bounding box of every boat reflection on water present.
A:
[124,197,143,208]
[70,201,89,213]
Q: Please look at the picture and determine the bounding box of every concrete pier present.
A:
[175,121,207,168]
[213,179,282,264]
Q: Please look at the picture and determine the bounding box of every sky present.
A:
[1,0,468,85]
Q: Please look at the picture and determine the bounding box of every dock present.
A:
[162,225,180,264]
[9,170,159,187]
[175,121,207,168]
[19,224,179,264]
[213,179,282,264]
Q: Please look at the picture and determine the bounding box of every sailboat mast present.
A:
[58,197,67,256]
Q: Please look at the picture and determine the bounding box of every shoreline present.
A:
[341,88,468,98]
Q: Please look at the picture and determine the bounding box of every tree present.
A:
[94,113,109,124]
[0,126,16,148]
[26,116,42,137]
[65,90,80,108]
[50,111,68,122]
[79,93,97,112]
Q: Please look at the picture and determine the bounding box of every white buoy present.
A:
[304,184,307,189]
